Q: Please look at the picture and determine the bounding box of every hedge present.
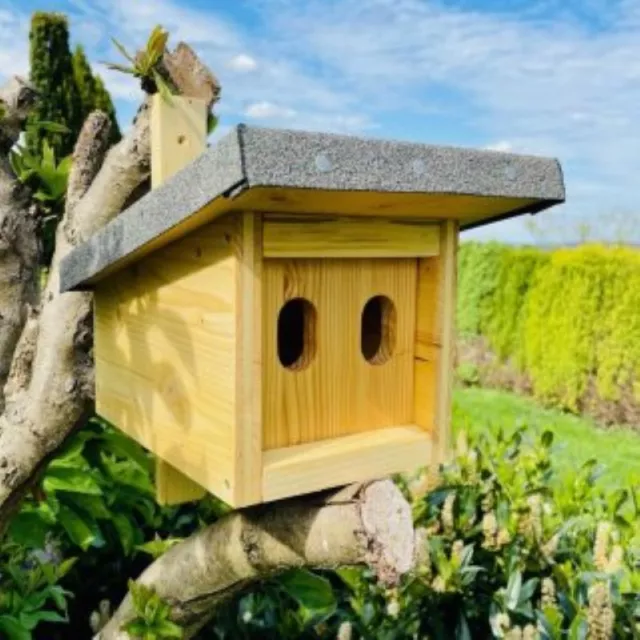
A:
[457,242,640,414]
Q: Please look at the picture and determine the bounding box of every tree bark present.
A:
[0,110,113,527]
[0,43,220,529]
[0,77,40,413]
[99,481,415,639]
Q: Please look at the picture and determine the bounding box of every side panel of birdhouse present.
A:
[94,214,241,505]
[414,220,458,463]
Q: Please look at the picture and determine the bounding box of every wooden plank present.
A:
[414,257,442,360]
[434,221,458,463]
[263,216,440,258]
[95,215,240,507]
[262,258,417,450]
[414,355,438,434]
[237,187,539,223]
[262,425,432,502]
[83,190,538,288]
[233,212,263,506]
[155,462,207,504]
[151,93,207,185]
[413,254,440,435]
[149,94,209,505]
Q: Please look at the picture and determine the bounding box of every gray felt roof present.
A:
[60,124,565,292]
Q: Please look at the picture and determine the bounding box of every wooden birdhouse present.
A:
[60,96,565,508]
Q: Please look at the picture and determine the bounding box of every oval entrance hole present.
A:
[361,295,396,365]
[277,297,317,371]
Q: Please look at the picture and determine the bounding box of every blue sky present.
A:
[1,0,639,243]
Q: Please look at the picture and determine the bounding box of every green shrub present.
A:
[457,242,508,337]
[524,246,640,409]
[457,242,640,415]
[208,429,640,639]
[4,419,226,639]
[3,419,638,638]
[456,362,480,387]
[487,248,549,367]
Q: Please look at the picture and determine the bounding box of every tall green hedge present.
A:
[27,12,83,158]
[457,242,640,412]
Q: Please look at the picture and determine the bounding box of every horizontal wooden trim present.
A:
[262,425,432,502]
[263,216,440,258]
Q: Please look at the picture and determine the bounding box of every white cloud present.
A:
[98,68,143,102]
[244,101,296,119]
[485,141,514,153]
[254,0,640,241]
[228,54,258,72]
[2,0,639,243]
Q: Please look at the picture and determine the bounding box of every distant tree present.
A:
[73,45,121,145]
[26,12,83,157]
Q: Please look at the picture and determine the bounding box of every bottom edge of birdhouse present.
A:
[260,425,433,504]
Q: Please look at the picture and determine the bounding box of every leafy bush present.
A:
[457,242,507,337]
[457,242,640,419]
[10,121,72,267]
[4,419,226,639]
[206,429,639,639]
[2,417,638,638]
[0,543,73,639]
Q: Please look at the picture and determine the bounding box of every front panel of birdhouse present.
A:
[257,215,456,502]
[262,258,417,449]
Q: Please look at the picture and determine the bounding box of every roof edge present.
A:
[59,126,246,292]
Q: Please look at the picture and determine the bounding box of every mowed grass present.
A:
[452,387,640,488]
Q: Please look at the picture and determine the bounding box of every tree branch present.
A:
[0,76,40,412]
[0,110,114,528]
[99,481,415,639]
[0,43,221,531]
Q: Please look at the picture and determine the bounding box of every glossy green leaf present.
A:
[112,513,137,555]
[0,615,31,640]
[57,505,101,550]
[44,467,102,496]
[277,569,336,612]
[8,512,49,548]
[136,537,182,559]
[505,571,522,611]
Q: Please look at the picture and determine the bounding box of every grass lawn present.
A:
[452,386,640,488]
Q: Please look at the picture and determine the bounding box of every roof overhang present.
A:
[60,125,565,291]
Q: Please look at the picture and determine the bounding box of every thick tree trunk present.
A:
[0,44,220,528]
[99,481,416,639]
[0,77,40,413]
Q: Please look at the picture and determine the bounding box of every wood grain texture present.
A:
[236,187,539,223]
[233,212,263,506]
[435,220,458,463]
[83,190,536,289]
[94,215,240,506]
[150,95,209,505]
[262,258,417,450]
[150,94,207,186]
[262,425,432,502]
[263,216,440,258]
[155,462,207,504]
[413,256,441,435]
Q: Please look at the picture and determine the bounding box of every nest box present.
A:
[60,96,565,508]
